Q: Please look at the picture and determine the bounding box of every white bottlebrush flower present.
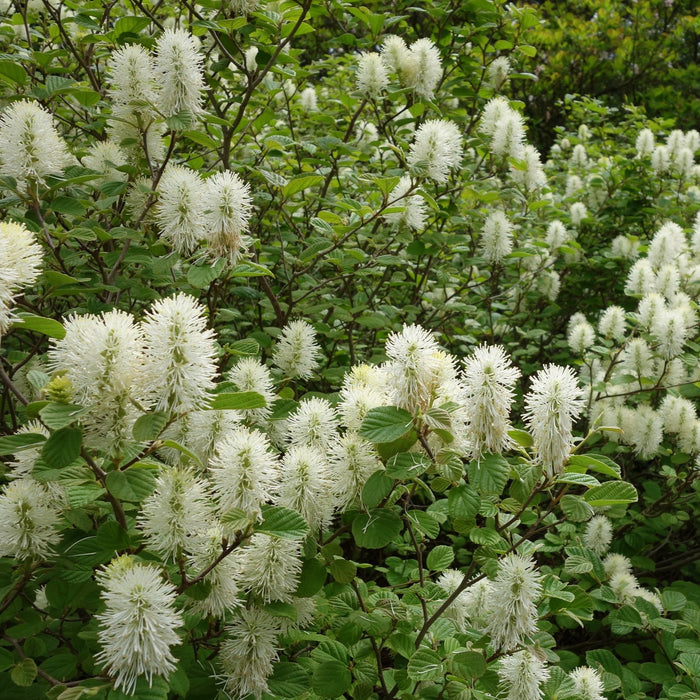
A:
[636,292,665,329]
[209,427,279,523]
[655,263,680,300]
[338,364,388,431]
[6,420,49,481]
[172,408,242,466]
[384,323,443,413]
[569,667,605,700]
[537,269,560,301]
[479,96,512,137]
[523,364,585,479]
[220,608,280,700]
[202,170,253,265]
[381,35,411,74]
[228,357,275,423]
[81,141,128,183]
[635,128,655,157]
[108,44,157,109]
[140,293,217,414]
[437,569,471,632]
[276,444,333,529]
[186,526,241,617]
[490,109,526,161]
[673,146,694,176]
[570,201,588,226]
[407,38,442,99]
[235,533,302,603]
[545,220,568,250]
[138,467,213,560]
[0,479,61,560]
[155,164,208,255]
[498,649,549,700]
[624,405,663,460]
[462,577,493,630]
[328,432,382,510]
[480,210,514,263]
[272,320,321,379]
[570,143,588,167]
[510,144,547,192]
[284,397,338,450]
[610,571,640,605]
[567,321,595,356]
[407,119,463,184]
[566,174,583,198]
[463,344,521,459]
[244,46,259,73]
[651,145,669,174]
[384,175,427,231]
[96,558,183,694]
[0,220,43,333]
[583,515,613,556]
[652,307,688,359]
[598,305,626,341]
[603,553,633,579]
[647,221,686,269]
[154,29,204,117]
[486,553,542,651]
[108,104,165,163]
[299,86,317,112]
[356,52,388,98]
[487,55,511,89]
[666,129,686,158]
[228,0,260,14]
[0,101,72,185]
[611,235,640,259]
[660,395,697,435]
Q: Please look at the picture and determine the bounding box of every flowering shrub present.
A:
[0,1,698,700]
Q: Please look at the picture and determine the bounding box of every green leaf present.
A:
[187,262,221,289]
[560,494,595,522]
[426,545,454,571]
[361,470,393,509]
[295,557,326,597]
[40,652,77,681]
[583,481,637,507]
[41,427,82,468]
[159,439,202,466]
[208,391,267,410]
[408,648,444,681]
[453,650,486,678]
[11,658,37,687]
[359,406,413,443]
[661,590,687,612]
[468,454,510,496]
[0,432,46,455]
[11,314,65,339]
[329,558,357,583]
[105,465,157,502]
[565,555,594,574]
[448,484,480,520]
[257,505,309,539]
[352,508,403,549]
[112,15,151,36]
[385,452,431,479]
[282,174,324,197]
[268,662,311,698]
[107,676,169,700]
[39,403,90,429]
[508,428,533,448]
[0,60,27,85]
[132,412,169,442]
[311,659,352,697]
[220,508,250,531]
[568,454,621,479]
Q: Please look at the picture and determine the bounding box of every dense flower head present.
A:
[545,220,568,249]
[328,432,382,510]
[0,101,72,185]
[0,479,61,560]
[490,109,526,160]
[480,210,514,263]
[171,408,242,466]
[660,394,697,435]
[209,426,279,523]
[155,164,208,255]
[647,221,686,269]
[338,364,388,431]
[407,119,463,183]
[636,128,655,157]
[598,305,626,341]
[82,141,128,183]
[636,292,665,328]
[299,86,317,112]
[384,175,427,231]
[487,55,511,89]
[511,144,547,191]
[228,357,275,423]
[0,221,43,333]
[498,649,550,700]
[138,466,213,560]
[381,34,411,75]
[583,515,613,555]
[108,44,156,109]
[570,201,588,226]
[154,29,204,117]
[272,320,321,379]
[486,553,542,651]
[356,52,389,98]
[407,38,442,99]
[567,320,595,355]
[623,405,663,459]
[479,96,511,137]
[96,558,183,694]
[569,666,606,700]
[220,608,280,700]
[652,307,688,359]
[140,293,217,413]
[202,170,253,264]
[463,344,520,458]
[284,397,338,450]
[523,364,585,478]
[651,145,669,174]
[604,553,633,579]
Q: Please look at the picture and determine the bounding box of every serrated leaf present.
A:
[257,505,309,539]
[359,406,414,443]
[311,659,352,697]
[361,469,393,509]
[448,484,480,520]
[583,481,637,507]
[39,403,90,429]
[11,658,37,687]
[568,454,621,479]
[426,545,454,571]
[408,648,444,681]
[560,494,595,521]
[132,412,169,442]
[468,454,510,495]
[565,555,594,574]
[0,60,27,85]
[453,650,486,678]
[385,452,431,479]
[41,427,82,468]
[11,313,65,339]
[295,557,326,597]
[105,465,157,502]
[268,662,310,698]
[352,508,402,549]
[508,428,533,448]
[0,432,46,455]
[329,557,357,583]
[557,471,600,487]
[207,391,267,410]
[220,508,250,531]
[283,174,324,197]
